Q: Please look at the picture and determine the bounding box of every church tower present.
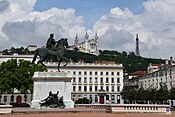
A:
[94,31,98,42]
[135,34,140,56]
[85,30,89,41]
[74,33,79,45]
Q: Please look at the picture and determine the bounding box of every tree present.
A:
[75,98,89,104]
[0,59,46,95]
[155,84,169,104]
[169,87,175,100]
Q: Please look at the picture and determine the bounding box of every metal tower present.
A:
[135,34,140,56]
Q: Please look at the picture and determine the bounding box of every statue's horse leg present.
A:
[32,48,39,64]
[57,59,62,72]
[62,56,69,67]
[37,57,47,67]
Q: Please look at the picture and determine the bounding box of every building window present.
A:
[79,95,81,98]
[117,86,120,92]
[112,86,114,91]
[79,77,81,83]
[95,95,98,102]
[106,95,109,100]
[84,86,87,92]
[117,78,120,83]
[95,72,98,75]
[111,78,114,83]
[79,71,81,75]
[89,77,92,83]
[79,86,81,91]
[170,69,172,75]
[111,72,114,75]
[84,71,87,75]
[4,96,7,103]
[100,77,103,83]
[111,95,115,103]
[106,72,108,75]
[95,77,98,83]
[106,86,109,91]
[100,72,103,75]
[95,86,98,91]
[89,71,92,75]
[100,86,103,91]
[73,71,76,75]
[89,86,92,91]
[84,77,87,83]
[117,95,120,104]
[117,72,120,75]
[106,77,109,83]
[73,78,76,83]
[73,86,76,91]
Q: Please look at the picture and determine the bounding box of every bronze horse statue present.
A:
[32,38,69,71]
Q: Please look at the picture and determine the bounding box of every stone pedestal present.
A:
[31,72,74,109]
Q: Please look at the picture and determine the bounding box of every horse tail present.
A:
[32,48,39,64]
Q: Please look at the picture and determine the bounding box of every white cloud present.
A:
[99,28,134,52]
[93,0,175,58]
[0,0,85,49]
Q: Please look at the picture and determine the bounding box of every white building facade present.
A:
[138,64,175,90]
[124,57,175,91]
[71,32,99,55]
[0,55,124,104]
[46,61,124,104]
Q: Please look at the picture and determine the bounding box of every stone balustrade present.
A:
[75,104,109,109]
[106,104,171,114]
[75,104,171,114]
[0,105,12,114]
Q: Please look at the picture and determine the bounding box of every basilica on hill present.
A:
[71,31,99,55]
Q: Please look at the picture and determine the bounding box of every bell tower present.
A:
[94,31,98,41]
[85,30,89,41]
[74,33,79,45]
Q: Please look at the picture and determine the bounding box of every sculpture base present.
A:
[31,72,74,109]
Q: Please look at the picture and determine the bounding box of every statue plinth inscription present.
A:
[31,72,74,109]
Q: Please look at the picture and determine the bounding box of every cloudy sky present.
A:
[0,0,175,59]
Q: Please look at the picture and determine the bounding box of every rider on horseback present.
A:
[46,33,56,50]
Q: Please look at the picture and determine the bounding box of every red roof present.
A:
[129,71,147,76]
[152,64,160,66]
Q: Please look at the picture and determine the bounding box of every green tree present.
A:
[155,84,169,104]
[0,59,45,95]
[169,87,175,100]
[75,98,89,104]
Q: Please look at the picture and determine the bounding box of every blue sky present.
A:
[34,0,146,28]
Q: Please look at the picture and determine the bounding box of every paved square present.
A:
[1,113,175,117]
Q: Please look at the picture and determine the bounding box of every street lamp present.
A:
[10,74,14,105]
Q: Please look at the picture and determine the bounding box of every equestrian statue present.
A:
[32,34,69,72]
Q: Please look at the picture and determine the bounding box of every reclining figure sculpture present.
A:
[39,91,65,108]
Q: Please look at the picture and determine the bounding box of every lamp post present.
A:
[10,74,14,105]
